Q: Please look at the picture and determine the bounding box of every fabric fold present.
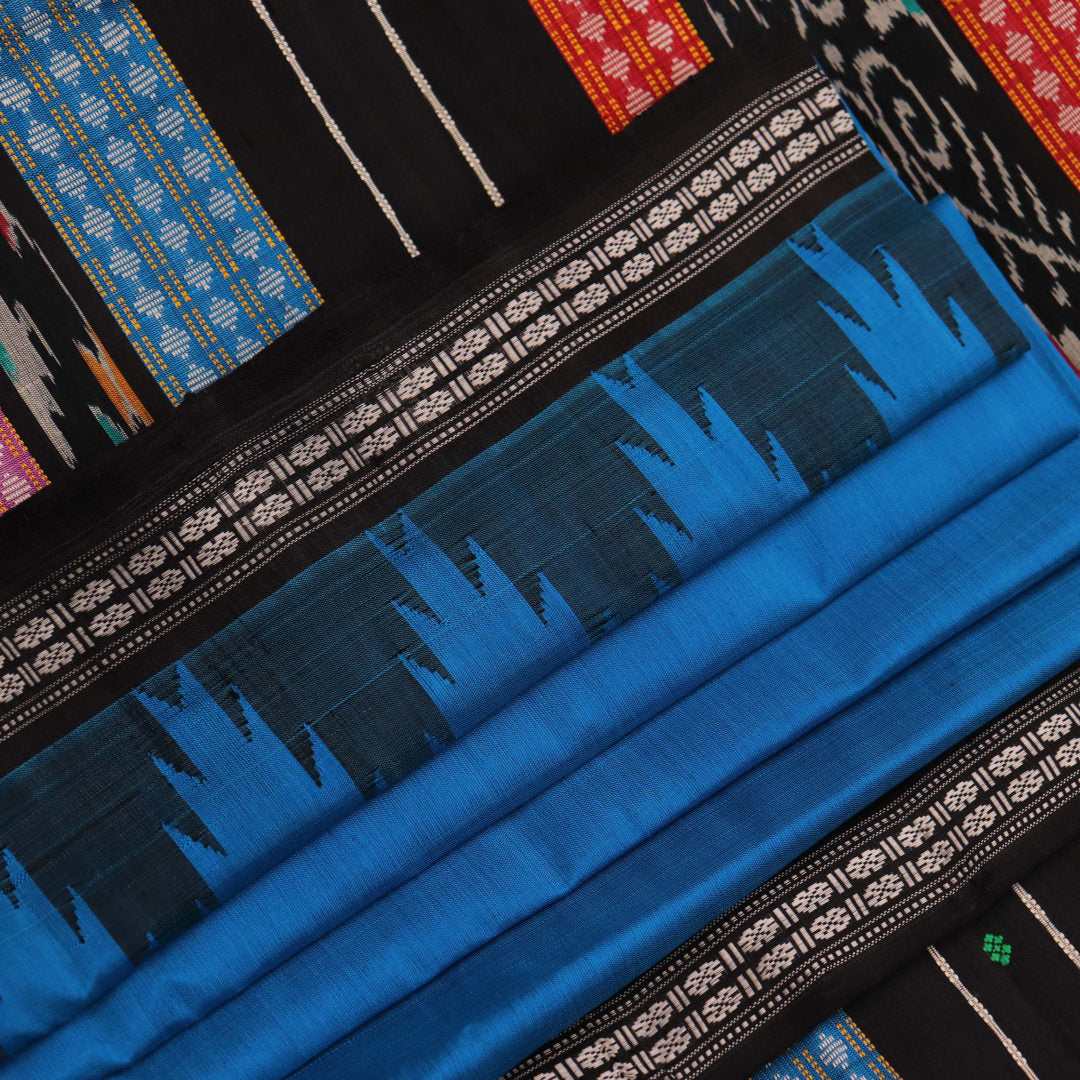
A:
[0,174,1027,1055]
[5,336,1072,1079]
[2,10,1078,1080]
[111,428,1080,1080]
[289,545,1080,1080]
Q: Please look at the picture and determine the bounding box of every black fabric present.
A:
[137,0,607,299]
[0,152,168,476]
[682,0,1080,361]
[0,36,876,774]
[851,833,1080,1080]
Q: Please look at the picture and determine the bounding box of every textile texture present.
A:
[0,9,1079,1080]
[0,411,44,510]
[942,0,1080,190]
[0,0,320,401]
[527,0,713,132]
[0,194,153,469]
[847,832,1080,1079]
[0,50,875,768]
[683,0,1080,364]
[5,171,1080,1080]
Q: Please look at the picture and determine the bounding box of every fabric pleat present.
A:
[4,7,1080,1080]
[0,172,1026,1054]
[287,548,1080,1080]
[7,337,1077,1080]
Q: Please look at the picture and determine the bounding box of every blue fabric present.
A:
[0,172,1030,1056]
[9,341,1076,1080]
[288,509,1080,1080]
[3,175,1077,1080]
[0,0,320,398]
[125,432,1080,1080]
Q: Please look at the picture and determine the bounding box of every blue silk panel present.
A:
[3,175,1080,1080]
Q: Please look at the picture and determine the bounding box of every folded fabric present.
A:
[9,329,1074,1080]
[0,170,1014,1051]
[2,111,1076,1080]
[112,404,1080,1080]
[485,195,1080,1080]
[4,7,1080,1080]
[288,498,1080,1080]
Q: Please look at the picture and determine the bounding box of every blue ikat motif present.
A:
[754,1013,901,1079]
[0,0,320,402]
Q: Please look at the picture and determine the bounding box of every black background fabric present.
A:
[0,37,878,773]
[137,0,608,300]
[851,832,1080,1080]
[682,0,1080,364]
[0,152,168,476]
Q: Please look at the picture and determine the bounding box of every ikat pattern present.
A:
[504,673,1080,1080]
[691,0,1080,366]
[0,0,320,403]
[0,195,153,476]
[753,1013,902,1080]
[943,0,1080,190]
[0,411,45,511]
[0,69,866,743]
[529,0,713,132]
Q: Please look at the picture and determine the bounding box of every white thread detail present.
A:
[247,0,420,257]
[928,946,1040,1080]
[363,0,504,207]
[1013,882,1080,971]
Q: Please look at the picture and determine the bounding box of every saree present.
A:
[0,4,1078,1079]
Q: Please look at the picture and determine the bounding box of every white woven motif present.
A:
[738,916,780,953]
[1056,736,1080,767]
[791,880,833,913]
[846,848,886,879]
[89,602,135,638]
[897,815,934,848]
[863,873,904,908]
[576,1037,618,1069]
[1038,711,1073,742]
[0,74,863,735]
[702,985,742,1022]
[988,743,1026,776]
[683,958,726,996]
[915,840,955,875]
[1006,769,1044,802]
[963,804,997,836]
[649,1026,691,1064]
[756,941,797,979]
[809,906,850,941]
[944,779,979,812]
[68,578,115,613]
[630,1001,672,1038]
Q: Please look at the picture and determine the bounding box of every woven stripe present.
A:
[528,0,712,133]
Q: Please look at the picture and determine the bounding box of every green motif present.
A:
[983,932,1012,965]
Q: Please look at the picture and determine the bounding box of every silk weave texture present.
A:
[0,3,1078,1079]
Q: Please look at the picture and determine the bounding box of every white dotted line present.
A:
[247,0,420,257]
[363,0,504,208]
[928,944,1040,1080]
